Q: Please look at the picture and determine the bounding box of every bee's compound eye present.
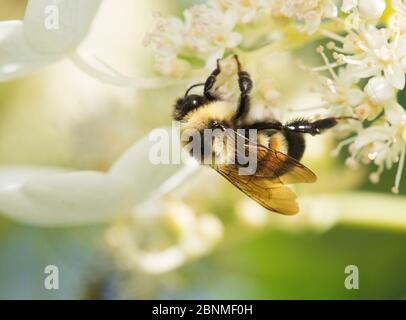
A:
[174,94,206,120]
[191,98,199,106]
[183,94,205,110]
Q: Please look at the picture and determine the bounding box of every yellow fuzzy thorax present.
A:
[180,100,236,132]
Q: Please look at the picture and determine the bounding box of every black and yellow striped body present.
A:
[178,100,306,164]
[257,130,305,162]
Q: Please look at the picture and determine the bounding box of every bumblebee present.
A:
[173,55,351,215]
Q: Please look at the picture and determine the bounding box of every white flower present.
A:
[0,128,198,226]
[348,105,406,192]
[184,4,242,66]
[351,76,395,121]
[143,13,192,78]
[143,13,185,59]
[0,0,101,80]
[318,67,364,116]
[272,0,338,34]
[339,25,406,89]
[342,0,386,20]
[144,4,243,74]
[1,0,182,88]
[210,0,265,23]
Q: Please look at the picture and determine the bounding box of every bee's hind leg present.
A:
[233,55,253,124]
[284,117,358,135]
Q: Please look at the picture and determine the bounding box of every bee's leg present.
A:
[284,117,356,135]
[233,55,253,124]
[242,121,283,131]
[204,59,221,101]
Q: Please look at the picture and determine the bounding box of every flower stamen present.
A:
[392,146,406,194]
[316,45,338,80]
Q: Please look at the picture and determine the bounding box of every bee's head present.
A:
[173,94,207,121]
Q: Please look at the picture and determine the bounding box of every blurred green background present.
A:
[0,0,405,300]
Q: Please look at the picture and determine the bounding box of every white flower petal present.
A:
[0,128,199,226]
[386,102,406,125]
[322,0,338,18]
[385,63,405,89]
[354,126,393,148]
[23,0,101,54]
[109,127,198,203]
[392,0,406,16]
[0,167,65,190]
[396,35,406,58]
[347,88,365,105]
[351,63,381,79]
[0,21,60,80]
[358,0,386,20]
[341,0,357,13]
[303,13,321,35]
[0,169,133,226]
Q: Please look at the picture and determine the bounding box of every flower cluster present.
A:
[106,198,223,275]
[270,0,337,34]
[143,5,242,78]
[308,0,406,193]
[143,1,339,78]
[145,0,406,194]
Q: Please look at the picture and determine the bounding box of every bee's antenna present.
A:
[184,83,206,97]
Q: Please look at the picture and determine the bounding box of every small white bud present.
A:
[358,0,386,20]
[364,76,394,105]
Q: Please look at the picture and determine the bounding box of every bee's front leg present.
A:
[204,59,221,101]
[233,55,253,125]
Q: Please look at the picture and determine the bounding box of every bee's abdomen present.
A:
[260,130,305,161]
[283,131,306,161]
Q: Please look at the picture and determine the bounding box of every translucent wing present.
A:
[242,138,317,184]
[210,127,317,215]
[212,163,300,215]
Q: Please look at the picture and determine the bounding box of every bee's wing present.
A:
[209,128,317,215]
[242,137,317,184]
[224,128,317,184]
[212,163,300,215]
